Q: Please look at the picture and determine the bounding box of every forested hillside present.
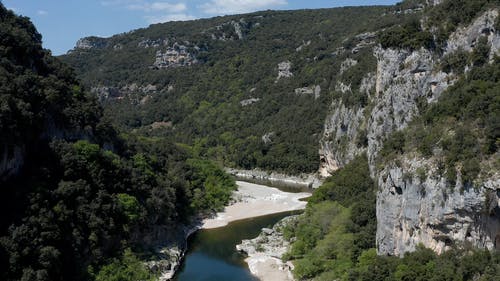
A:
[0,5,235,281]
[61,5,407,174]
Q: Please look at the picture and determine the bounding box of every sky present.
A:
[1,0,399,55]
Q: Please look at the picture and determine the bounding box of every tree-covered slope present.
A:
[0,5,235,281]
[60,5,407,174]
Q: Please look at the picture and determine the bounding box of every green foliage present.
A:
[117,194,141,222]
[471,36,491,67]
[425,0,500,50]
[347,247,500,281]
[94,249,156,281]
[337,48,377,108]
[441,49,469,74]
[379,130,407,159]
[284,156,376,279]
[185,159,236,214]
[379,17,434,50]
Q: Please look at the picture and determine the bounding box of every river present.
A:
[174,211,300,281]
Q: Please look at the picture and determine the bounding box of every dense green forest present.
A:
[0,5,235,281]
[61,5,409,174]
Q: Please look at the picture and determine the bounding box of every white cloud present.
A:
[99,0,194,25]
[201,0,287,15]
[145,13,195,24]
[128,2,187,12]
[101,0,142,6]
[37,10,48,16]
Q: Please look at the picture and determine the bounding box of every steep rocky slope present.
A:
[319,7,500,255]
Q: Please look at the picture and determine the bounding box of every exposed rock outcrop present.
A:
[294,85,321,99]
[446,9,500,59]
[138,38,170,48]
[225,168,322,189]
[91,83,159,102]
[152,44,197,69]
[377,156,500,255]
[240,98,261,106]
[319,100,366,177]
[237,216,297,281]
[367,47,451,174]
[138,223,200,281]
[295,40,311,52]
[276,61,293,82]
[209,18,253,41]
[0,146,24,179]
[261,132,276,145]
[339,58,358,74]
[74,36,108,50]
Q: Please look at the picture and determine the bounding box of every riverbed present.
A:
[174,181,310,281]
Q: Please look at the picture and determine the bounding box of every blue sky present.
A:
[1,0,399,55]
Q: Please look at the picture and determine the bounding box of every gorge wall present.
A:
[319,9,500,256]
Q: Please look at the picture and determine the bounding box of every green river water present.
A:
[174,211,298,281]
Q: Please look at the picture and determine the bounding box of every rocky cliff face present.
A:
[152,43,198,69]
[91,83,162,103]
[367,47,451,174]
[319,100,366,177]
[74,36,108,50]
[319,9,500,256]
[374,9,500,256]
[377,156,500,256]
[225,168,322,189]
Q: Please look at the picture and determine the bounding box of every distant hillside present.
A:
[61,5,403,174]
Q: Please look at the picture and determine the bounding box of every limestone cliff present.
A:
[377,156,500,255]
[318,8,500,256]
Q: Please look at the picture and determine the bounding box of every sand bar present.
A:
[202,181,311,229]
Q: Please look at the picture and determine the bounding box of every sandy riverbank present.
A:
[202,181,311,229]
[236,215,300,281]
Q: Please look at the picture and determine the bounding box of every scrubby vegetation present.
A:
[3,0,500,280]
[379,16,434,50]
